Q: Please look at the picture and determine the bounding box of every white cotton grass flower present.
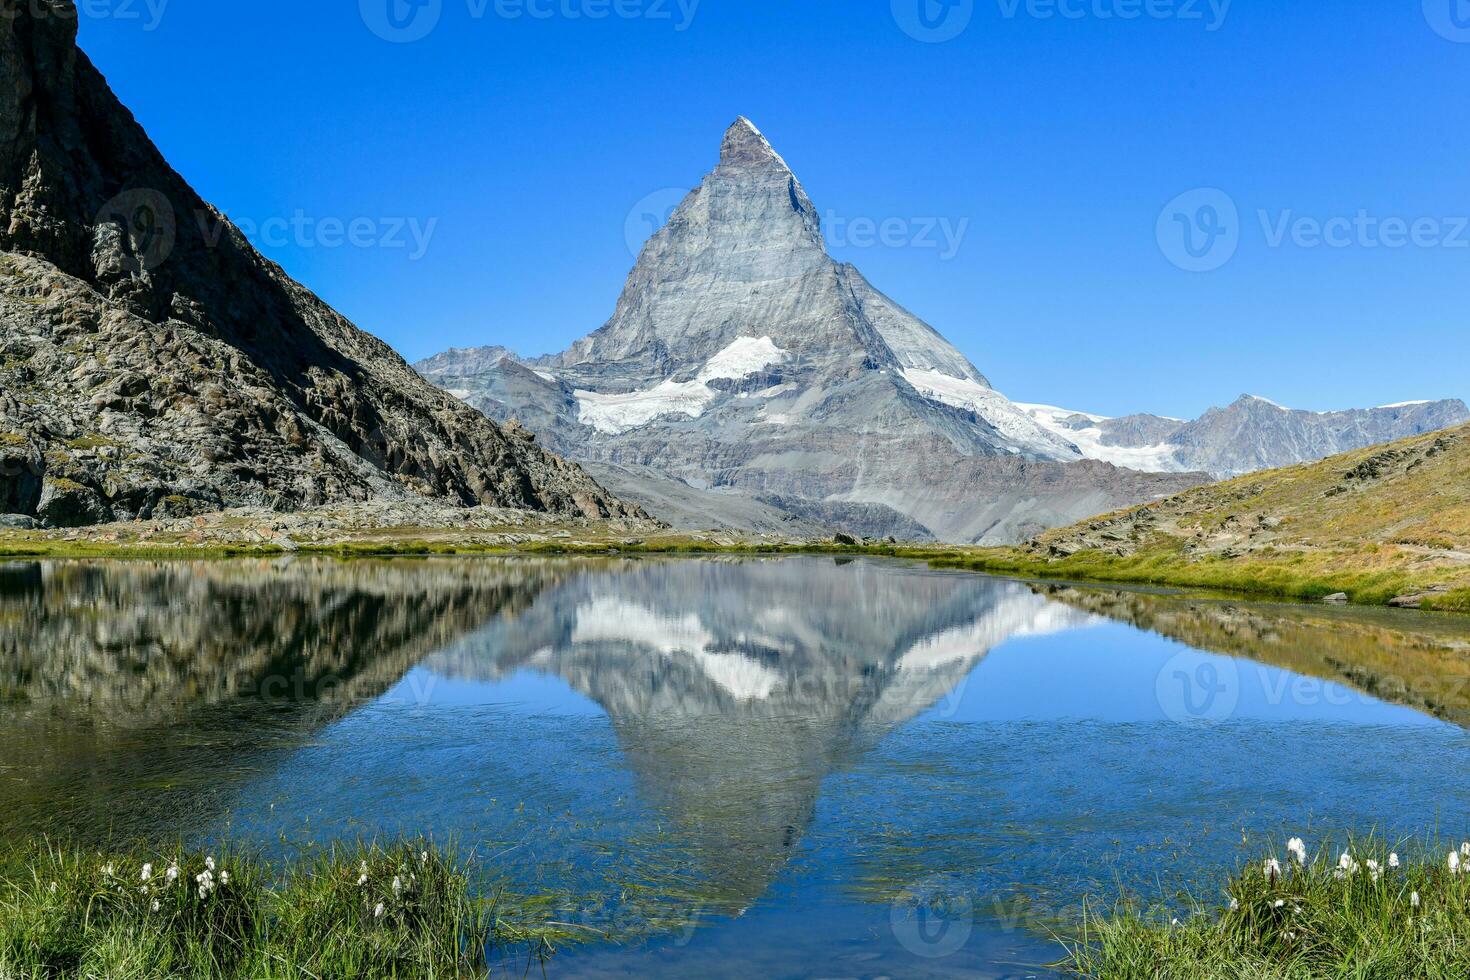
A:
[374,902,385,919]
[1273,899,1285,908]
[1263,858,1282,880]
[151,898,160,913]
[219,870,229,886]
[1450,851,1462,876]
[48,882,57,894]
[1365,859,1381,883]
[1461,842,1470,860]
[1286,838,1307,866]
[420,851,429,865]
[1334,851,1360,880]
[1228,896,1239,911]
[1389,853,1400,870]
[205,856,215,872]
[1412,891,1421,908]
[165,864,179,884]
[140,863,152,882]
[392,876,403,898]
[102,863,116,877]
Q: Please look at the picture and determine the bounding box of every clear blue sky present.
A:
[77,0,1469,418]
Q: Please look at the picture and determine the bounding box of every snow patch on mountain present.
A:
[576,336,790,435]
[572,597,780,700]
[1018,403,1190,472]
[900,369,1081,459]
[896,598,1098,671]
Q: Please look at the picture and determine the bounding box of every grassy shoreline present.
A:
[0,840,577,979]
[2,529,1467,614]
[1067,838,1470,978]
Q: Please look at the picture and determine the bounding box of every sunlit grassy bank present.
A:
[929,548,1470,614]
[0,840,574,979]
[2,528,1466,614]
[1067,839,1470,978]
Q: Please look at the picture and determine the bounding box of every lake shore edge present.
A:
[2,517,1468,614]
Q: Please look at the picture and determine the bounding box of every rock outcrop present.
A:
[0,0,638,527]
[420,118,1205,543]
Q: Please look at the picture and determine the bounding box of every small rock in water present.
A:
[1322,593,1349,604]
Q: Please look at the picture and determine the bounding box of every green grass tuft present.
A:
[1066,837,1470,978]
[0,839,564,979]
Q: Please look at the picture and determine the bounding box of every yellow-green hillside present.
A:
[946,422,1470,611]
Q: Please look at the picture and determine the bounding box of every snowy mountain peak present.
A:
[719,116,790,172]
[419,119,1210,542]
[1236,394,1288,410]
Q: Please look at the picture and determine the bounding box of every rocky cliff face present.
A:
[420,118,1205,543]
[0,0,637,528]
[1021,396,1470,480]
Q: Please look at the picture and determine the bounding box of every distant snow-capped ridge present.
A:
[1017,395,1470,479]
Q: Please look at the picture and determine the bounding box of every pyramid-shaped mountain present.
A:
[0,1,636,527]
[421,118,1203,542]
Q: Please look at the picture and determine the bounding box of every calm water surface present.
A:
[4,556,1470,978]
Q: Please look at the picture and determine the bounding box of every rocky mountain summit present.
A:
[1021,395,1469,479]
[0,1,637,528]
[420,118,1205,543]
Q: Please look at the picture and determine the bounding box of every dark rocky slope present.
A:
[0,0,636,527]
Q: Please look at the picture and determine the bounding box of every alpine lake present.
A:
[4,554,1470,978]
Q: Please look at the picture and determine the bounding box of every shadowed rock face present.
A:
[0,1,638,527]
[0,557,565,839]
[424,558,1096,908]
[418,118,1205,543]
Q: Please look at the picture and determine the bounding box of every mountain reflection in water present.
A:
[0,557,1087,902]
[4,556,1470,975]
[421,558,1093,909]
